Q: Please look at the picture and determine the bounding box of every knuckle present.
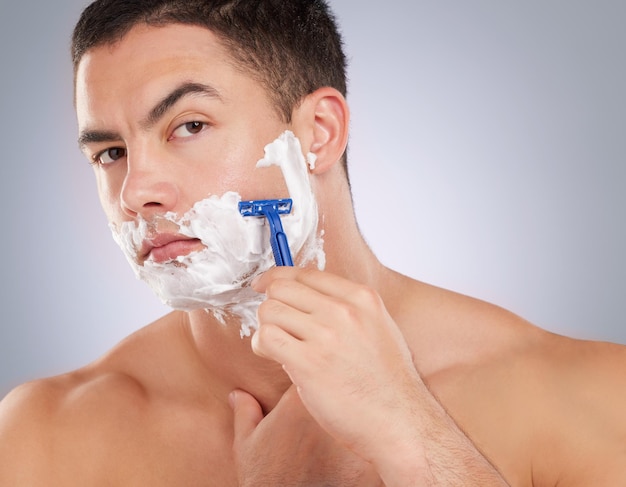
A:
[265,278,286,297]
[254,323,288,350]
[300,266,317,277]
[298,266,319,281]
[350,284,382,308]
[251,323,276,356]
[354,285,380,304]
[257,298,278,322]
[265,277,297,299]
[334,300,360,323]
[255,321,275,342]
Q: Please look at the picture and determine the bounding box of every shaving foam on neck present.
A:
[111,130,324,337]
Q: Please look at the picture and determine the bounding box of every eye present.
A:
[94,147,126,166]
[171,121,208,139]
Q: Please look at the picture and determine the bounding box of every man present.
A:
[0,0,624,485]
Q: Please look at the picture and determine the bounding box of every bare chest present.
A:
[95,406,237,487]
[84,403,379,487]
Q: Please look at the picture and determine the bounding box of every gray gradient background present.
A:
[1,1,624,397]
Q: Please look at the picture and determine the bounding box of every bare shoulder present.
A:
[0,365,148,485]
[529,334,626,485]
[401,278,626,486]
[0,312,228,485]
[496,332,626,486]
[0,313,182,485]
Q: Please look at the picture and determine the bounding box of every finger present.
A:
[296,268,382,309]
[254,267,356,321]
[257,297,316,340]
[251,322,306,368]
[263,277,322,315]
[254,267,376,308]
[230,390,264,446]
[251,266,309,294]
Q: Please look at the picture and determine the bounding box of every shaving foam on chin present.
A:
[111,131,325,337]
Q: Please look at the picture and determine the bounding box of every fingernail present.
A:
[250,273,262,289]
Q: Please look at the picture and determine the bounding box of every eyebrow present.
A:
[78,81,223,150]
[78,130,123,150]
[140,82,222,129]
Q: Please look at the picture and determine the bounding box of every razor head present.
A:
[238,198,294,266]
[238,199,293,217]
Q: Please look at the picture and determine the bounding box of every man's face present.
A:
[74,24,325,333]
[75,23,291,251]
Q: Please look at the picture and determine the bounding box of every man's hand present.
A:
[230,384,382,486]
[250,267,509,486]
[251,267,422,462]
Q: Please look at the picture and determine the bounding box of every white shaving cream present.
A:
[306,152,317,171]
[111,131,325,337]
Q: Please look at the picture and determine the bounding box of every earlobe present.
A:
[294,87,349,175]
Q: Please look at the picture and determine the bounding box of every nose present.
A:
[120,149,179,219]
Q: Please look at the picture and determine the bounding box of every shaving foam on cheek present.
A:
[110,130,324,337]
[257,131,325,269]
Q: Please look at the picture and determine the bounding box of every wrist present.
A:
[373,444,433,487]
[364,401,434,485]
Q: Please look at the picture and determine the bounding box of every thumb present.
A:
[229,389,264,445]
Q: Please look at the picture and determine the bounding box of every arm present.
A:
[250,267,509,486]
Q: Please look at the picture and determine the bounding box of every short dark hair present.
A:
[71,0,347,123]
[72,0,349,180]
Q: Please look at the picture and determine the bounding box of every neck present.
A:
[183,309,291,413]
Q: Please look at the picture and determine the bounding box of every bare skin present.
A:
[1,23,625,486]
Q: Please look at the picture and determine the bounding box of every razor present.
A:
[238,198,294,266]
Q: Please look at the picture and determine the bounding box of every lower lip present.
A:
[149,239,203,264]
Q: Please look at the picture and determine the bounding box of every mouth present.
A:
[140,233,204,264]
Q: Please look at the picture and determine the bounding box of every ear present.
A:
[292,87,349,175]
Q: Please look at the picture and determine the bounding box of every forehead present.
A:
[76,22,234,78]
[74,23,249,125]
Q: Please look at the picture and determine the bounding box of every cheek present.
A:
[240,164,291,201]
[95,170,123,222]
[170,135,249,197]
[182,147,283,200]
[214,128,291,196]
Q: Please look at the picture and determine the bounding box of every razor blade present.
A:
[238,198,294,267]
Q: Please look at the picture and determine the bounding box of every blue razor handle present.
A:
[238,199,294,267]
